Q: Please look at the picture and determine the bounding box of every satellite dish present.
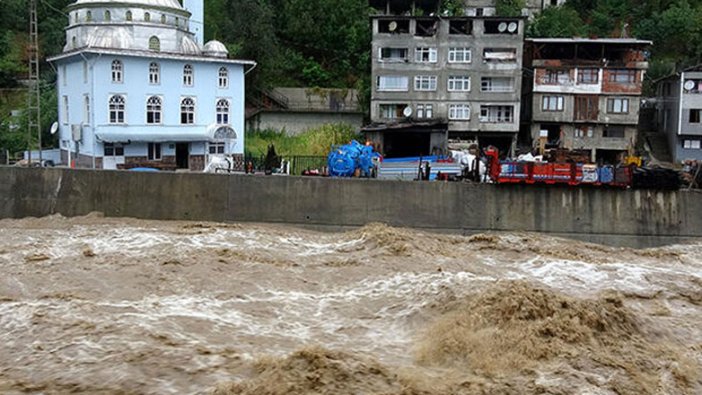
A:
[402,106,413,117]
[508,22,518,33]
[684,80,695,91]
[388,21,397,32]
[50,122,58,135]
[498,22,507,32]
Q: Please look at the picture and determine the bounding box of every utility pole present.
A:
[27,0,41,164]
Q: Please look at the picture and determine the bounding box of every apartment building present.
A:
[365,0,524,158]
[655,67,702,162]
[523,38,650,163]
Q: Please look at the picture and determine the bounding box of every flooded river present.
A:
[0,214,700,394]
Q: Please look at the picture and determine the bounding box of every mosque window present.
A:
[161,14,166,24]
[86,11,92,22]
[144,12,150,22]
[72,36,77,48]
[149,62,160,84]
[74,12,79,24]
[111,60,123,83]
[109,95,126,124]
[218,67,228,88]
[216,99,230,124]
[180,97,195,124]
[126,11,132,21]
[146,96,162,124]
[149,36,160,51]
[183,64,193,86]
[175,17,179,27]
[104,10,111,21]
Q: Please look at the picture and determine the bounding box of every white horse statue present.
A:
[203,155,234,173]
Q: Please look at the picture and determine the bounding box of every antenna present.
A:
[27,0,41,164]
[684,80,695,91]
[498,22,507,32]
[388,21,397,32]
[507,22,517,33]
[402,106,413,117]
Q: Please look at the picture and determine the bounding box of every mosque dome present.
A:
[85,26,134,49]
[203,40,228,58]
[72,0,185,11]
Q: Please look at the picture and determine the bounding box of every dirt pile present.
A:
[416,281,699,394]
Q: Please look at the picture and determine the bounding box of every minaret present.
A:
[183,0,204,46]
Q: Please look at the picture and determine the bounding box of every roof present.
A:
[527,38,652,45]
[48,47,256,68]
[70,0,184,10]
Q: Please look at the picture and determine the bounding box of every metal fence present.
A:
[242,154,327,175]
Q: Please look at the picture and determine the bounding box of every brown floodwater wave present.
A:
[0,215,700,394]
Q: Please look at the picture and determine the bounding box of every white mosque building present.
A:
[48,0,255,170]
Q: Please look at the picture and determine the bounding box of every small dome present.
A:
[72,0,184,11]
[203,40,228,58]
[180,36,201,55]
[85,26,133,49]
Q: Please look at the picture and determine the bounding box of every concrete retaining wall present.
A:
[2,166,701,247]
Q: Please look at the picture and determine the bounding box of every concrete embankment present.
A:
[1,166,701,247]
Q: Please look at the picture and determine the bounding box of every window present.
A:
[609,69,636,84]
[480,105,513,123]
[607,98,629,114]
[449,104,471,120]
[149,36,160,51]
[379,48,408,62]
[603,125,625,138]
[148,143,161,161]
[126,11,132,21]
[449,20,472,35]
[209,142,225,154]
[62,66,67,86]
[86,10,92,22]
[183,64,193,86]
[379,104,407,119]
[62,96,69,125]
[218,67,228,88]
[180,97,195,124]
[416,104,433,119]
[448,48,471,63]
[149,62,160,84]
[216,99,229,124]
[483,48,517,62]
[690,109,701,123]
[175,17,179,27]
[104,10,111,21]
[74,12,78,24]
[144,12,150,22]
[481,77,513,92]
[160,14,166,24]
[146,96,162,124]
[83,61,88,83]
[544,69,569,85]
[448,76,470,92]
[578,68,598,84]
[83,95,90,124]
[484,20,519,35]
[542,96,564,111]
[575,125,594,138]
[683,139,701,149]
[111,60,123,83]
[104,143,124,156]
[414,75,437,91]
[108,95,125,124]
[415,47,437,63]
[574,96,598,121]
[376,76,408,91]
[72,36,77,48]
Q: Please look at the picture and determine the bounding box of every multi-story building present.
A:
[655,67,702,162]
[48,0,255,171]
[523,38,650,163]
[365,0,524,158]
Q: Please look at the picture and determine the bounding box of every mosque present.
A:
[48,0,255,170]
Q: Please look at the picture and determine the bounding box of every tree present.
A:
[526,6,589,38]
[496,0,526,17]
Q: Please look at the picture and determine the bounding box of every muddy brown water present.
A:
[0,215,701,394]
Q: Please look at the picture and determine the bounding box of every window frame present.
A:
[683,139,701,149]
[609,69,637,84]
[415,47,438,63]
[414,75,437,91]
[180,97,195,124]
[111,59,123,83]
[208,141,226,154]
[148,142,162,161]
[108,95,126,124]
[690,109,701,123]
[606,98,630,114]
[448,104,471,120]
[146,95,162,124]
[577,68,599,84]
[479,105,514,123]
[448,47,471,63]
[183,64,194,86]
[541,95,564,112]
[216,98,230,125]
[218,67,229,88]
[376,75,409,92]
[148,36,160,51]
[149,62,160,85]
[448,76,471,92]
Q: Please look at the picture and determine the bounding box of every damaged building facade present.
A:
[365,0,524,158]
[523,38,650,163]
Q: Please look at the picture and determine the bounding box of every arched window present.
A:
[160,14,166,24]
[180,97,195,124]
[126,11,132,21]
[218,67,228,88]
[72,36,77,48]
[146,96,162,124]
[111,60,123,83]
[183,64,193,86]
[104,10,111,21]
[144,12,150,22]
[86,10,92,22]
[148,36,160,51]
[149,62,160,84]
[175,17,179,27]
[74,12,79,24]
[216,99,230,124]
[108,95,125,124]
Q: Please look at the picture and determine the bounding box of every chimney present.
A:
[183,0,204,46]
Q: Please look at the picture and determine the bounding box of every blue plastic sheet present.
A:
[328,140,381,177]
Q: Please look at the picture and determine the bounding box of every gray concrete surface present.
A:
[1,166,701,248]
